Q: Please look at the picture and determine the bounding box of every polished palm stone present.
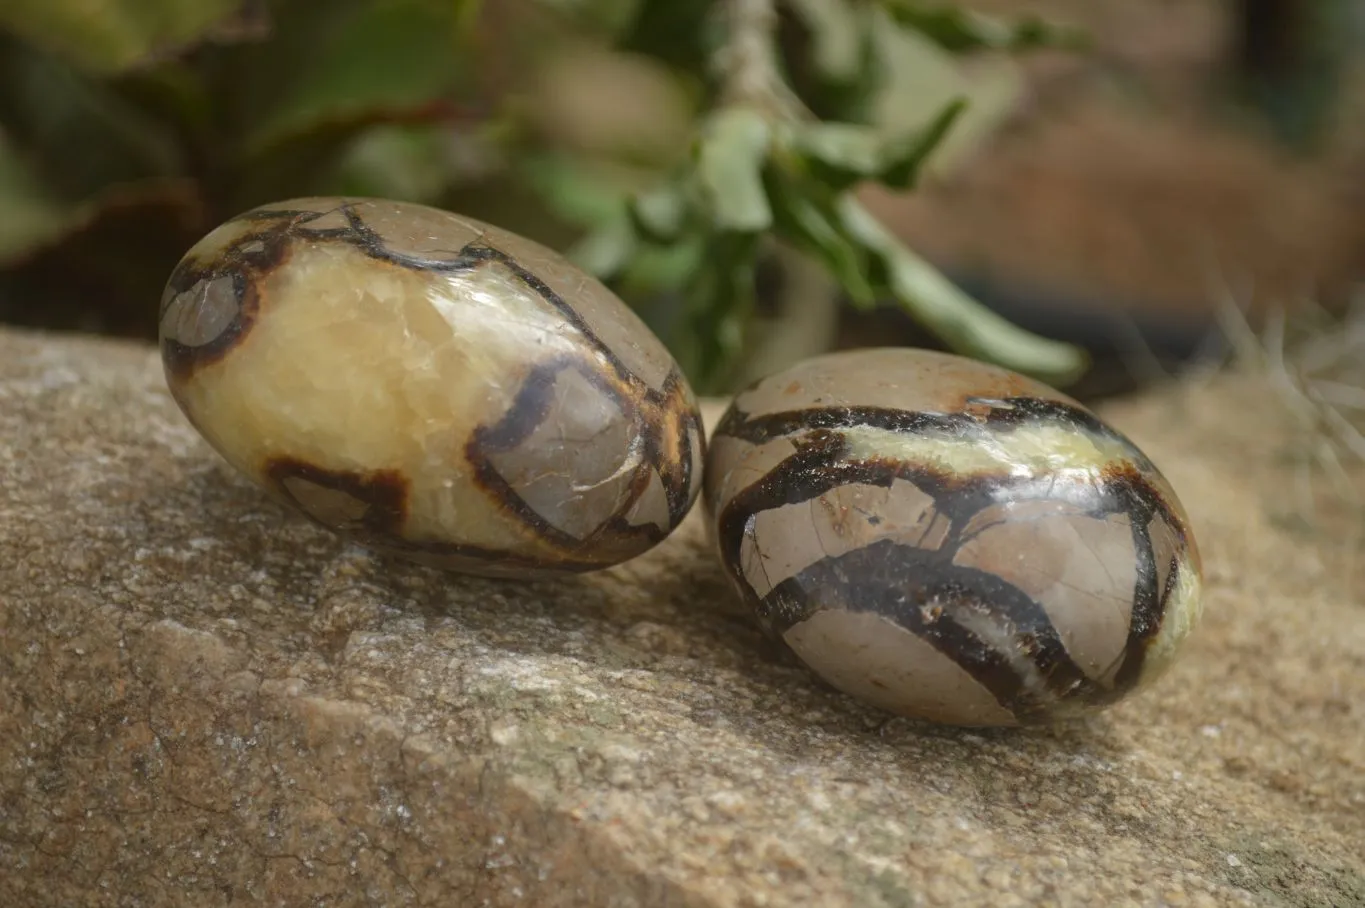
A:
[160,197,704,577]
[703,348,1204,726]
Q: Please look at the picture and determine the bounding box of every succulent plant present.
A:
[0,0,1091,393]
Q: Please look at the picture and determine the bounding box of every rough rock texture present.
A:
[1,327,1361,907]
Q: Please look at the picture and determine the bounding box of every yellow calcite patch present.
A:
[840,421,1133,479]
[1134,552,1205,687]
[175,242,555,554]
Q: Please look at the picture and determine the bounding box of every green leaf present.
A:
[882,2,1088,54]
[788,97,965,190]
[836,195,1088,385]
[766,172,874,306]
[628,181,689,243]
[785,0,866,82]
[682,231,761,391]
[0,39,183,198]
[0,39,200,270]
[610,233,709,351]
[240,0,469,156]
[0,133,75,264]
[329,123,455,202]
[535,0,642,38]
[614,1,714,72]
[0,177,205,337]
[567,212,637,280]
[788,123,883,183]
[520,153,630,229]
[696,107,773,232]
[618,233,706,299]
[876,97,966,187]
[0,0,253,72]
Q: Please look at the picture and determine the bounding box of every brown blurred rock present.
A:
[864,0,1365,324]
[863,97,1363,321]
[1,327,1362,907]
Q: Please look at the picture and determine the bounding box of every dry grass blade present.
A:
[1210,272,1365,539]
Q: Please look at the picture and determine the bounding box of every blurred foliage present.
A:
[0,0,258,72]
[0,0,1093,392]
[879,2,1086,53]
[1232,0,1365,150]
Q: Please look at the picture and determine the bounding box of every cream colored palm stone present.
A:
[703,348,1204,726]
[160,197,704,577]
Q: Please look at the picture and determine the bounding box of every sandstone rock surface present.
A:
[1,327,1361,907]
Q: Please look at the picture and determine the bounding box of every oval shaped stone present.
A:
[160,197,705,577]
[703,348,1204,726]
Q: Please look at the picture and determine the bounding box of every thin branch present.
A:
[715,0,805,119]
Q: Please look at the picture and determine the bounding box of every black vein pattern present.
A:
[712,397,1197,723]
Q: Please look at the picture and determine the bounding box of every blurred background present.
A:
[1,0,1362,401]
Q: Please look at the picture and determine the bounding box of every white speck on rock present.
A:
[478,658,562,693]
[706,790,747,817]
[599,743,642,764]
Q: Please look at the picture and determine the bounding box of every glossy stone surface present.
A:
[160,197,704,577]
[704,348,1204,726]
